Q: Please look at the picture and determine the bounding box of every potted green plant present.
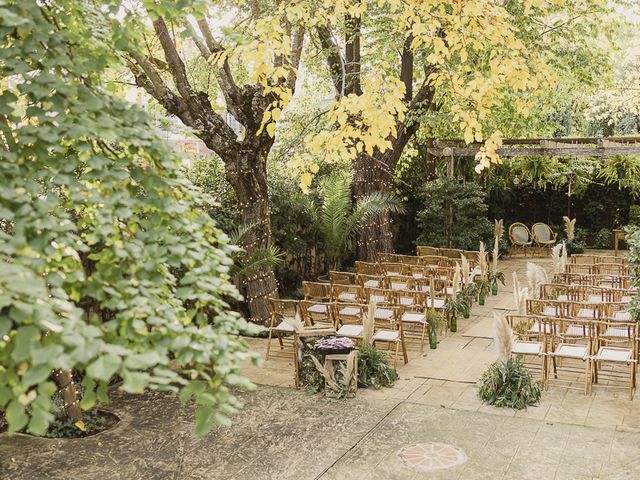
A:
[475,278,492,305]
[425,308,443,349]
[459,282,477,317]
[488,271,505,295]
[444,296,466,332]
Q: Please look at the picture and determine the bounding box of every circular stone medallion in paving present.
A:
[397,442,467,471]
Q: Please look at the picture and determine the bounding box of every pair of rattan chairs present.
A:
[509,222,557,256]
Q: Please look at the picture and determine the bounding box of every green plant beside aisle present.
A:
[444,296,466,332]
[478,314,542,409]
[459,282,477,318]
[475,278,492,305]
[426,309,444,349]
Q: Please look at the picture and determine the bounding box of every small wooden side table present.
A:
[613,229,625,254]
[324,350,358,398]
[292,326,336,388]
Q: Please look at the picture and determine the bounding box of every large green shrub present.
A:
[416,178,493,250]
[478,357,542,409]
[625,225,640,321]
[593,228,612,249]
[0,0,256,436]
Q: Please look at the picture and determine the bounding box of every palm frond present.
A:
[232,244,283,278]
[350,191,405,234]
[228,222,257,246]
[318,176,353,265]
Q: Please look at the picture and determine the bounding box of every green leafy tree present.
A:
[0,0,256,436]
[416,178,493,250]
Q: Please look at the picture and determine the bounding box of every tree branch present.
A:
[315,24,345,98]
[152,17,194,101]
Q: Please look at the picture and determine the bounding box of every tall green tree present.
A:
[0,0,255,436]
[124,1,307,323]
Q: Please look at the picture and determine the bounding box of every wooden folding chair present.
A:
[329,271,356,285]
[377,252,399,263]
[397,254,420,265]
[303,281,331,301]
[355,261,379,275]
[590,320,637,399]
[266,298,299,360]
[370,305,408,367]
[356,274,385,290]
[386,275,415,291]
[546,318,593,394]
[416,246,439,256]
[331,302,366,340]
[331,284,362,303]
[300,300,334,328]
[400,305,429,354]
[363,287,394,305]
[507,314,547,381]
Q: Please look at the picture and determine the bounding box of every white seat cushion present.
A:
[557,294,568,302]
[272,321,295,333]
[604,326,631,338]
[339,307,361,317]
[577,308,597,318]
[338,292,357,301]
[402,312,425,323]
[512,341,543,355]
[390,282,407,290]
[565,325,590,337]
[336,325,364,337]
[398,296,414,305]
[613,311,632,321]
[374,308,394,320]
[373,330,399,342]
[307,304,328,314]
[542,306,559,317]
[369,295,386,303]
[529,322,552,334]
[553,344,588,359]
[587,295,601,304]
[364,280,379,288]
[425,298,445,309]
[593,346,632,363]
[412,273,424,279]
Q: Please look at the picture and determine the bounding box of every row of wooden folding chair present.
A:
[565,263,630,276]
[507,315,638,398]
[552,272,632,289]
[376,254,458,268]
[539,284,635,305]
[570,254,629,265]
[526,298,630,322]
[376,264,456,280]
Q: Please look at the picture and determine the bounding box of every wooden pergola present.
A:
[428,136,640,251]
[428,136,640,158]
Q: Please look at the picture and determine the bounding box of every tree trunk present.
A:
[52,369,82,422]
[353,153,394,261]
[226,150,278,324]
[353,120,419,261]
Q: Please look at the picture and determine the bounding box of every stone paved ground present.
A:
[2,254,639,479]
